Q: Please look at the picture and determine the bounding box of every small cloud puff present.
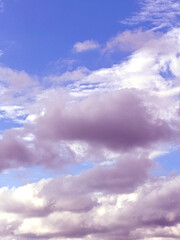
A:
[73,40,100,53]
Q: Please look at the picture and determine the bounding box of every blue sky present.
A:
[0,0,180,239]
[0,0,137,74]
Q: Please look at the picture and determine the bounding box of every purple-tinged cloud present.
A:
[0,171,180,239]
[104,29,161,53]
[36,89,177,151]
[0,130,34,170]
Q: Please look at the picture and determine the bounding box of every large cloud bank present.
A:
[0,1,180,239]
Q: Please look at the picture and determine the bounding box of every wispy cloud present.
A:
[73,40,100,53]
[104,29,162,52]
[45,67,90,84]
[123,0,180,28]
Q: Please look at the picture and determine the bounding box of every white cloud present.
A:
[73,40,100,53]
[66,28,180,99]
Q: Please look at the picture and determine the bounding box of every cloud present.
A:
[0,85,177,172]
[48,58,76,72]
[73,40,100,53]
[0,66,35,89]
[68,152,153,194]
[0,28,179,171]
[0,65,39,109]
[0,130,35,170]
[0,151,152,238]
[47,28,180,99]
[0,28,178,174]
[104,29,162,53]
[0,126,76,172]
[123,0,180,28]
[0,171,180,239]
[45,67,90,84]
[35,88,178,152]
[0,105,28,124]
[0,2,179,239]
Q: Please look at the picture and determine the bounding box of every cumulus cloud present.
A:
[0,84,178,172]
[0,130,34,170]
[35,88,178,151]
[42,152,153,196]
[0,126,76,172]
[73,40,100,53]
[0,173,180,239]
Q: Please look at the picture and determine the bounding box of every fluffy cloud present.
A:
[0,130,34,170]
[0,172,180,239]
[0,84,178,172]
[35,88,178,151]
[42,152,153,195]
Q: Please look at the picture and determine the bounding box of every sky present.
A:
[0,0,180,239]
